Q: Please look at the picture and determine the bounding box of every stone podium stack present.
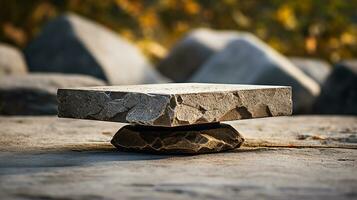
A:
[57,83,292,154]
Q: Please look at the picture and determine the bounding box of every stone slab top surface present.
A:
[58,83,292,127]
[64,83,289,94]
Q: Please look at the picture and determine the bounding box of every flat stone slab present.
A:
[58,83,292,127]
[111,123,244,154]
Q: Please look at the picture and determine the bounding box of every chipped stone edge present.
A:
[57,87,292,127]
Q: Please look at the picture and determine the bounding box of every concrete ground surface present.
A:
[0,116,356,200]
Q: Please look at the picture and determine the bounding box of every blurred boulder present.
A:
[189,33,320,113]
[313,60,357,114]
[25,13,167,85]
[0,73,105,115]
[290,57,331,85]
[157,28,239,82]
[0,43,27,76]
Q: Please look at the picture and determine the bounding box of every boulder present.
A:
[157,28,240,82]
[111,123,244,154]
[0,73,105,115]
[189,33,320,113]
[0,43,27,76]
[313,60,357,114]
[25,13,167,85]
[290,57,332,85]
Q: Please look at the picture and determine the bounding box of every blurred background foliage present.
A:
[0,0,356,63]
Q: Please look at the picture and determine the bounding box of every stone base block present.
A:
[111,123,244,154]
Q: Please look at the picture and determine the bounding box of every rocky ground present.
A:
[0,115,356,200]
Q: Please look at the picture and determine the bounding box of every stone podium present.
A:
[57,83,292,153]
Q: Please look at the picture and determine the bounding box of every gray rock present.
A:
[58,83,292,127]
[111,123,244,154]
[189,34,320,113]
[25,13,167,85]
[290,57,332,84]
[0,73,105,115]
[157,28,240,82]
[0,43,27,76]
[313,60,357,114]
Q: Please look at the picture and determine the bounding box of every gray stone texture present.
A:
[0,73,105,115]
[0,116,356,200]
[189,33,320,114]
[290,57,332,85]
[57,83,292,127]
[111,123,244,154]
[25,13,167,85]
[313,60,357,115]
[0,43,27,76]
[157,28,239,82]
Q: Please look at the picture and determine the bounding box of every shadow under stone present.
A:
[0,148,173,175]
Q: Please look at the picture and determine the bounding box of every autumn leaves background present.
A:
[0,0,356,64]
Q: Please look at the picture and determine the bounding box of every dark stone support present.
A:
[111,123,244,154]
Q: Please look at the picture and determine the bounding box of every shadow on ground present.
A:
[0,142,275,176]
[0,143,171,175]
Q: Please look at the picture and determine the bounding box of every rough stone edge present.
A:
[57,89,174,126]
[57,87,292,127]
